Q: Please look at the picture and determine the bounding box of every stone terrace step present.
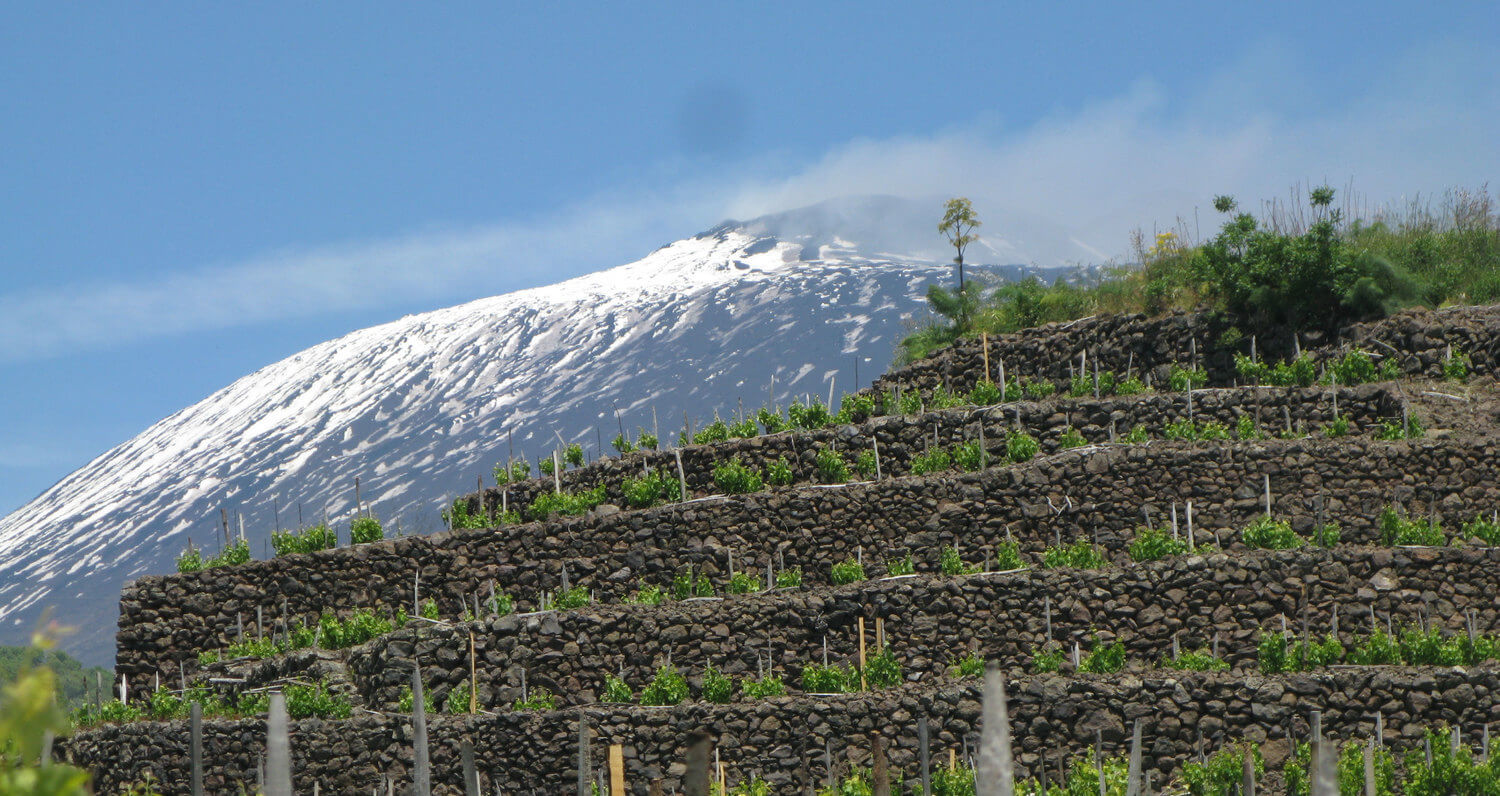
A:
[63,666,1500,795]
[118,435,1500,696]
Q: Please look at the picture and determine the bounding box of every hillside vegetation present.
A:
[0,644,111,710]
[900,185,1500,363]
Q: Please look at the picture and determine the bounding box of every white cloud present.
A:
[2,40,1493,363]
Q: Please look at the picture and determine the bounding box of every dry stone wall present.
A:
[335,547,1500,713]
[866,305,1500,399]
[470,384,1400,512]
[63,666,1500,795]
[118,435,1500,696]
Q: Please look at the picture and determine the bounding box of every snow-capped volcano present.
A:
[0,196,1091,664]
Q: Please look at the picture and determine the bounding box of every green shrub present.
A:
[1161,648,1229,672]
[885,554,914,577]
[1021,379,1056,400]
[493,459,531,483]
[1069,374,1093,398]
[701,664,733,704]
[1444,347,1471,382]
[952,440,987,471]
[864,646,902,688]
[834,393,877,425]
[1402,726,1500,796]
[488,591,514,616]
[949,652,984,679]
[933,763,978,796]
[755,407,787,434]
[814,448,849,483]
[1115,376,1147,396]
[420,598,439,619]
[672,567,714,599]
[601,674,632,703]
[625,582,665,605]
[993,541,1024,570]
[512,686,557,712]
[1234,415,1262,440]
[1121,425,1149,444]
[279,683,353,719]
[830,558,866,585]
[636,431,659,450]
[1164,418,1197,441]
[741,674,786,699]
[693,418,731,445]
[1376,413,1423,440]
[1079,640,1126,673]
[446,681,474,714]
[1257,632,1344,673]
[765,456,794,486]
[611,433,634,454]
[1241,515,1303,549]
[563,443,584,467]
[349,515,383,544]
[939,545,975,576]
[969,380,1003,405]
[1197,420,1230,440]
[800,662,858,693]
[1324,415,1351,438]
[1378,507,1445,545]
[728,417,759,438]
[316,608,394,649]
[1327,349,1380,385]
[207,538,250,568]
[928,386,965,410]
[1182,743,1263,796]
[909,447,952,476]
[553,585,590,610]
[538,456,555,476]
[1041,539,1106,569]
[271,522,338,556]
[1030,646,1065,674]
[1169,363,1206,391]
[1058,426,1087,449]
[726,571,761,595]
[638,665,689,706]
[623,469,676,508]
[774,566,802,588]
[712,458,763,494]
[176,544,204,573]
[1345,627,1403,666]
[398,684,436,714]
[854,449,878,479]
[787,399,833,430]
[1128,526,1190,562]
[1464,513,1500,546]
[526,485,606,521]
[1006,431,1039,462]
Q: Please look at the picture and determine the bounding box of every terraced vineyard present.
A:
[61,306,1500,794]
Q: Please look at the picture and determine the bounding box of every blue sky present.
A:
[2,2,1497,513]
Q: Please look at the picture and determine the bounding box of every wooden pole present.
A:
[190,702,204,796]
[609,744,625,796]
[872,734,891,796]
[264,692,292,796]
[675,449,688,501]
[858,617,868,691]
[976,663,1015,796]
[412,664,432,796]
[462,740,479,796]
[577,716,591,796]
[982,332,990,383]
[684,732,711,796]
[469,632,478,713]
[919,716,932,796]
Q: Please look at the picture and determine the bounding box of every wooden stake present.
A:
[982,332,990,382]
[609,744,625,796]
[919,716,932,796]
[977,663,1015,796]
[469,632,478,713]
[264,692,292,796]
[873,437,882,479]
[684,732,711,796]
[858,617,868,691]
[577,716,591,796]
[553,450,563,494]
[1264,474,1273,516]
[190,702,204,796]
[675,449,688,501]
[462,740,479,796]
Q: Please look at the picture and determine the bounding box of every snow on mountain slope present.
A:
[0,197,1090,664]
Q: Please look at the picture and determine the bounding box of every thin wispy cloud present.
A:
[3,40,1494,364]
